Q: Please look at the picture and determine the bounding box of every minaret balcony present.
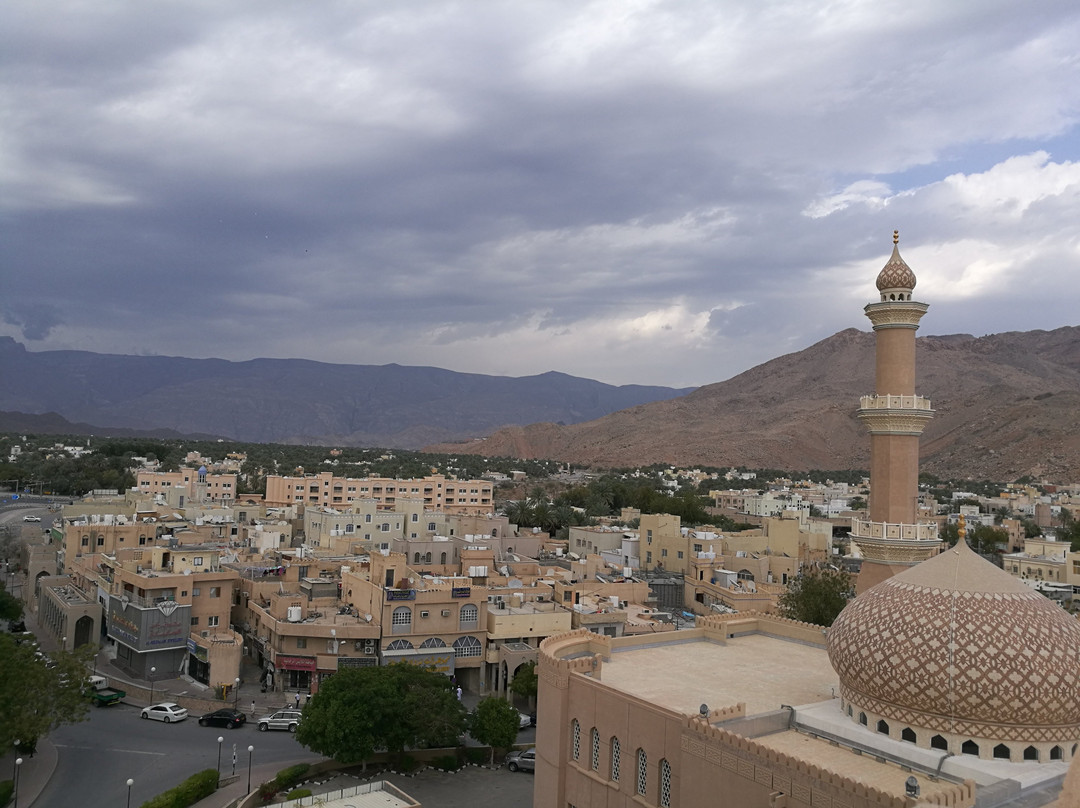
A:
[850,517,939,542]
[857,395,934,435]
[858,394,932,410]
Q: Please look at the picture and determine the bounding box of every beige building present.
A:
[135,465,238,505]
[264,472,494,515]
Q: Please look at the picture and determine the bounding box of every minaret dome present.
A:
[875,230,917,301]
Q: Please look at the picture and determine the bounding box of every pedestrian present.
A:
[456,686,462,701]
[251,699,256,717]
[294,691,301,708]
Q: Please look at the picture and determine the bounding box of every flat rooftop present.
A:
[599,633,836,716]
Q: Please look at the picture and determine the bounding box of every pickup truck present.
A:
[88,675,126,707]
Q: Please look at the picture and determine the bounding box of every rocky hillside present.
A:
[425,326,1080,482]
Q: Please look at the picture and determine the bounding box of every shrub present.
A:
[465,747,488,765]
[285,787,312,799]
[139,768,219,808]
[431,755,460,771]
[0,779,13,807]
[274,763,311,791]
[396,754,419,773]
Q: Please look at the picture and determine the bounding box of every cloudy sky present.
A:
[3,1,1079,388]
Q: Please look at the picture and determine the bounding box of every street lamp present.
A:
[216,736,224,776]
[12,740,19,779]
[246,745,254,794]
[126,778,133,808]
[13,758,22,808]
[234,676,240,708]
[149,666,157,706]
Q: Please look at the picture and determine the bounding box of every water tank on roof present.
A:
[287,606,302,622]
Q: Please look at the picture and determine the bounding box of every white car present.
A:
[518,711,532,729]
[22,515,41,522]
[141,702,188,723]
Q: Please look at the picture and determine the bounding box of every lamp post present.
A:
[149,666,156,706]
[246,745,254,794]
[216,737,223,776]
[126,778,133,808]
[13,758,22,808]
[12,740,19,778]
[234,676,240,709]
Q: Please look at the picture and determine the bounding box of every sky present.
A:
[3,1,1079,389]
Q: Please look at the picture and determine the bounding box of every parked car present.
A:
[518,711,532,729]
[22,515,41,522]
[505,748,536,773]
[199,708,246,729]
[141,702,188,723]
[257,709,302,732]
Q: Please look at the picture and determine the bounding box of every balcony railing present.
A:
[855,395,933,410]
[850,518,939,541]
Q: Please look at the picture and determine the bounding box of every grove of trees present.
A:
[777,565,854,627]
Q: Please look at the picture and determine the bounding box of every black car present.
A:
[198,708,247,729]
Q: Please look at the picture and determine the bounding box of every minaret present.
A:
[851,232,941,593]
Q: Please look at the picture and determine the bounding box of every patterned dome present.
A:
[875,234,916,291]
[828,540,1080,743]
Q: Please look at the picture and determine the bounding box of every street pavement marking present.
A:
[55,744,165,756]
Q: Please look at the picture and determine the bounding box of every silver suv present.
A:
[257,709,302,732]
[505,748,535,772]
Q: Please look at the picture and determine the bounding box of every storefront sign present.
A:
[386,589,416,601]
[276,655,317,672]
[451,587,471,598]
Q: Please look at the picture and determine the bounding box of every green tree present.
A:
[777,566,854,627]
[295,664,465,766]
[847,496,866,512]
[468,697,521,764]
[0,581,23,622]
[0,635,93,751]
[508,661,538,702]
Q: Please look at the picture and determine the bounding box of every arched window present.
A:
[636,749,647,795]
[876,719,889,735]
[993,744,1010,760]
[591,728,600,771]
[571,719,580,760]
[846,705,852,717]
[611,737,621,781]
[413,553,421,563]
[440,552,447,564]
[931,735,948,751]
[452,635,482,657]
[424,552,432,563]
[419,637,447,648]
[459,603,479,628]
[1023,746,1039,761]
[659,759,671,807]
[391,606,412,634]
[901,728,916,743]
[961,740,979,756]
[858,712,867,726]
[1051,746,1063,760]
[386,639,413,650]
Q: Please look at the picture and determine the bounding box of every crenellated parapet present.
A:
[681,720,976,808]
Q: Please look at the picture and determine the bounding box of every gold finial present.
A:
[893,230,899,245]
[958,513,966,544]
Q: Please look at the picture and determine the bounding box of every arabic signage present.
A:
[107,596,190,652]
[386,588,416,601]
[451,587,471,598]
[380,648,456,675]
[277,655,317,672]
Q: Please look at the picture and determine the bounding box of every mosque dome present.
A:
[875,231,917,293]
[827,539,1080,748]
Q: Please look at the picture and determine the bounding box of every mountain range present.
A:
[3,326,1078,482]
[0,337,693,448]
[426,326,1080,482]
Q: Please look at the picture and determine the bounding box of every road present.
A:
[38,702,309,808]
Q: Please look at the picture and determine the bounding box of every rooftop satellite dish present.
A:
[699,704,709,717]
[364,613,372,623]
[904,777,919,798]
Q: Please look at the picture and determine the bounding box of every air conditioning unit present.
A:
[200,630,209,638]
[420,610,429,618]
[364,646,375,655]
[441,609,451,617]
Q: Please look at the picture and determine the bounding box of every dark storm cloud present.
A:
[2,1,1079,386]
